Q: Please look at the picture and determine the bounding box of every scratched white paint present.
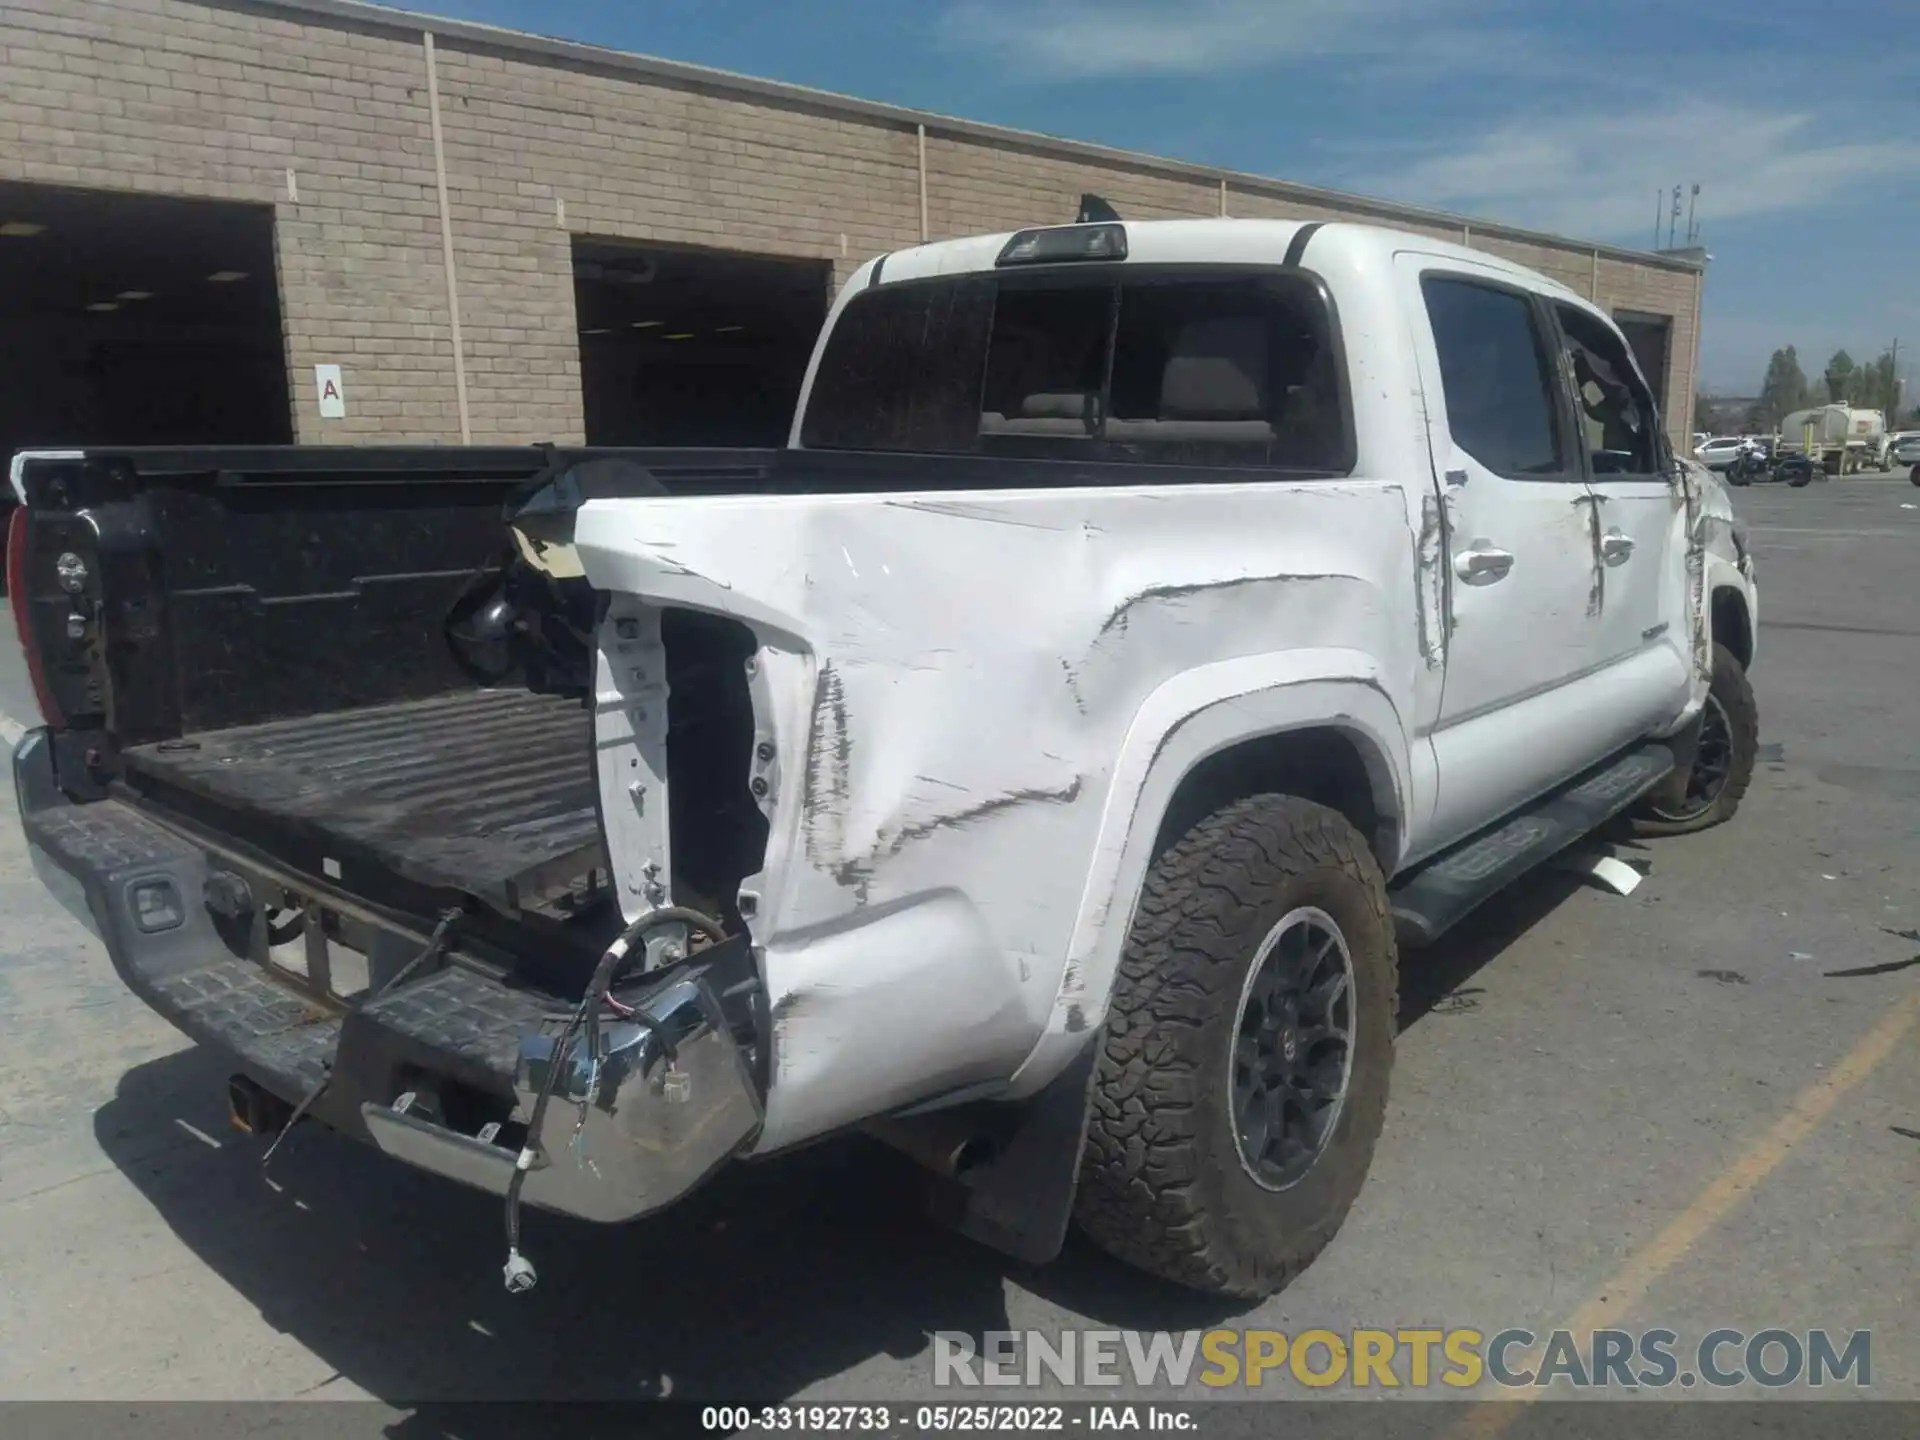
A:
[1690,458,1759,669]
[574,483,1425,1145]
[593,607,676,953]
[565,220,1723,1150]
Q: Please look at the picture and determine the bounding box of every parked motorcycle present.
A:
[1726,450,1770,486]
[1774,453,1820,488]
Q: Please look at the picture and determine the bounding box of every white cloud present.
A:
[937,0,1451,78]
[1341,99,1920,241]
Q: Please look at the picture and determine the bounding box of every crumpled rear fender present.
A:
[1008,649,1415,1098]
[570,483,1427,1149]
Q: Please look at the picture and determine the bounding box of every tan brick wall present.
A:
[430,44,924,442]
[0,0,1702,449]
[924,134,1217,239]
[0,0,462,442]
[1224,186,1462,245]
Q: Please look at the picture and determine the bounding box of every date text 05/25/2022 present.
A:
[701,1405,1197,1432]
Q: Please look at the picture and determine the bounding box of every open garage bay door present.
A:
[0,182,291,455]
[1614,310,1673,426]
[574,239,831,447]
[0,181,293,592]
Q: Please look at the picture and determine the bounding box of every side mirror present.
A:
[445,563,526,684]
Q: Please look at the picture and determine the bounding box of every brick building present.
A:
[0,0,1706,456]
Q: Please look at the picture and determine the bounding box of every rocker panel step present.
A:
[1390,741,1675,947]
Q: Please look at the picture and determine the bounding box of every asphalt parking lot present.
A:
[0,476,1915,1417]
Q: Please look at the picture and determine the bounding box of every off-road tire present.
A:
[1073,795,1398,1298]
[1633,642,1759,836]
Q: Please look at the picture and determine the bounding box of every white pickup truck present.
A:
[9,216,1758,1299]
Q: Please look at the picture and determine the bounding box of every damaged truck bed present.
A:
[121,688,601,915]
[10,216,1759,1301]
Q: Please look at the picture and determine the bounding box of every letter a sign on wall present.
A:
[315,364,346,419]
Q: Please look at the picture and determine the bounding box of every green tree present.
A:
[1854,348,1899,414]
[1825,349,1855,403]
[1756,346,1809,428]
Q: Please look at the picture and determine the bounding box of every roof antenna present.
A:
[1076,193,1121,224]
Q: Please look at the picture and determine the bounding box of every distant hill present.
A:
[1697,396,1760,433]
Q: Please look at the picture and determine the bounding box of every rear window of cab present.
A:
[800,268,1353,476]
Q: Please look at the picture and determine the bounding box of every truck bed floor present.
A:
[120,688,603,912]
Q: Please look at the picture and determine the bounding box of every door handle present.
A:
[1453,542,1515,585]
[1600,528,1635,566]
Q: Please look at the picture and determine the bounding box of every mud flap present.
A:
[1646,705,1705,812]
[926,1041,1099,1266]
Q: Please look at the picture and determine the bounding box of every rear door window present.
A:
[1420,275,1573,480]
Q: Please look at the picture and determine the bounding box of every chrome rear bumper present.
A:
[363,969,762,1223]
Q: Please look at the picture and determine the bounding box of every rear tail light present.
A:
[6,504,65,728]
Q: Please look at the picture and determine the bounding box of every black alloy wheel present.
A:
[1230,905,1356,1191]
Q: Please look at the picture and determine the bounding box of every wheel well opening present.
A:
[1712,587,1752,670]
[1154,727,1394,868]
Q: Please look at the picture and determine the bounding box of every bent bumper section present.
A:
[364,973,761,1223]
[14,728,762,1225]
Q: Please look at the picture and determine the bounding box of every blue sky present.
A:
[397,0,1919,400]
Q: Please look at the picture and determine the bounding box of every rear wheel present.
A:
[1910,464,1920,487]
[1074,795,1397,1298]
[1634,643,1759,835]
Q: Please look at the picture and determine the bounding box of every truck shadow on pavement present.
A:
[89,866,1591,1407]
[92,1048,1244,1403]
[1397,866,1592,1028]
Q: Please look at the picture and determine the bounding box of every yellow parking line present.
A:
[1449,988,1919,1437]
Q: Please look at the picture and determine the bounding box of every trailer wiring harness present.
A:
[502,904,730,1294]
[260,904,469,1170]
